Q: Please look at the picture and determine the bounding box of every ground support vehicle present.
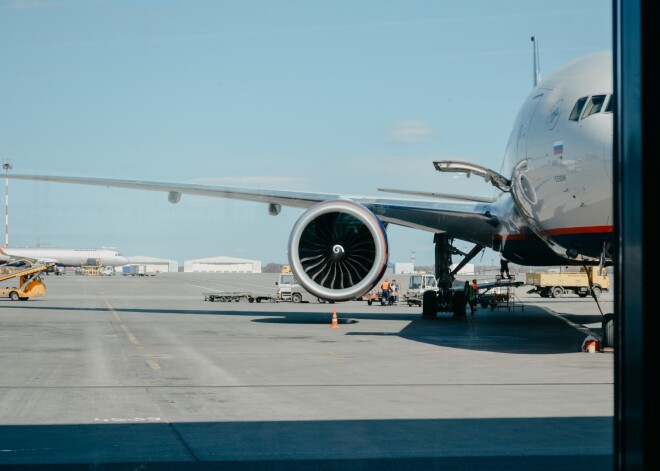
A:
[476,277,525,311]
[361,290,397,306]
[0,263,55,301]
[100,266,116,276]
[275,272,319,303]
[78,265,101,276]
[525,266,609,298]
[403,273,439,307]
[420,278,524,317]
[122,265,148,276]
[203,292,276,303]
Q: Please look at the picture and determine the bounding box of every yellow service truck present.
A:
[526,266,609,298]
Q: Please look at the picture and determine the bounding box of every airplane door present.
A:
[516,92,544,161]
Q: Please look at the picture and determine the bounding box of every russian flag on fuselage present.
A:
[553,140,564,155]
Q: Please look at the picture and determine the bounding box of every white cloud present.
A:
[390,120,436,144]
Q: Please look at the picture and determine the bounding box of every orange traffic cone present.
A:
[331,308,338,328]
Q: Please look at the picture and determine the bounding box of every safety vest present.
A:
[381,281,390,291]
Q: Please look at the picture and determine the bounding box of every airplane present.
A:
[4,40,614,343]
[0,246,129,270]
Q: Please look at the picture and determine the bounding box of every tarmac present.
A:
[0,272,614,470]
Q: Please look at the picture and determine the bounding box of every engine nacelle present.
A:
[288,200,389,302]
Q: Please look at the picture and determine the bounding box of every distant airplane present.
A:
[0,247,129,268]
[5,40,615,344]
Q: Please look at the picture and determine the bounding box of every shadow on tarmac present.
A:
[0,303,602,355]
[0,416,613,470]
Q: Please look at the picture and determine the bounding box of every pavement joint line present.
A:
[0,382,614,389]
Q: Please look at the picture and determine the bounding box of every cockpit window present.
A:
[570,95,612,121]
[569,97,588,121]
[604,94,614,113]
[581,94,607,118]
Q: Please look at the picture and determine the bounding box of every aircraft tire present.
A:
[422,290,437,319]
[452,291,467,318]
[602,313,615,348]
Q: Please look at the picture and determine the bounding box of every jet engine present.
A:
[288,200,389,302]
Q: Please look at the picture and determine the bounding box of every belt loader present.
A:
[0,262,55,301]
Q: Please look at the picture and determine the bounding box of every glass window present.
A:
[409,276,421,290]
[569,97,588,121]
[604,93,614,113]
[581,94,607,118]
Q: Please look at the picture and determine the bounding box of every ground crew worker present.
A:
[470,279,479,314]
[380,278,390,304]
[390,279,399,305]
[500,257,512,279]
[463,280,476,315]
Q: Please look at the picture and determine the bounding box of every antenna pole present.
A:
[2,160,11,248]
[531,36,541,87]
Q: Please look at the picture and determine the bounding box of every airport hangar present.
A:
[125,255,262,274]
[183,256,262,273]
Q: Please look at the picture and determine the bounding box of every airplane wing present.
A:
[377,187,496,203]
[6,173,502,246]
[6,172,505,302]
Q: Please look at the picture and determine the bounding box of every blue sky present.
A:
[0,0,612,267]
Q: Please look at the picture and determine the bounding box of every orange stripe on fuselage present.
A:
[494,225,613,241]
[545,226,613,236]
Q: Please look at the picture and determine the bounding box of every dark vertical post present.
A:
[614,0,652,469]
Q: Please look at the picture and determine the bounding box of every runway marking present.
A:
[146,359,161,371]
[106,300,144,349]
[126,332,140,346]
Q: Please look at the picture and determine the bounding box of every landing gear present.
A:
[420,234,483,319]
[422,290,437,319]
[601,313,615,349]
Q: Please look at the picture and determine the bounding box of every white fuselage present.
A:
[501,51,613,261]
[0,247,129,267]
